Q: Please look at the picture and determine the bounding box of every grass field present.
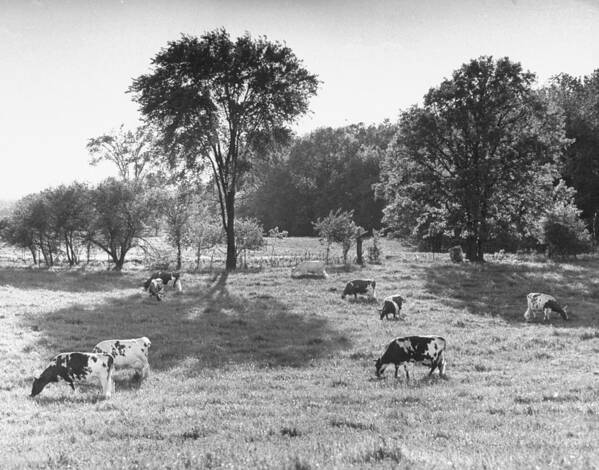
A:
[1,238,599,469]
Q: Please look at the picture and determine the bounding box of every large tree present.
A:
[129,29,319,270]
[377,56,569,261]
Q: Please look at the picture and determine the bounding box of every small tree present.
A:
[86,178,159,270]
[267,226,288,258]
[312,209,360,264]
[164,186,197,270]
[367,229,383,264]
[537,182,592,258]
[235,218,265,268]
[187,210,223,270]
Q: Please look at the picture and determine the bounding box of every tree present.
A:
[535,181,591,258]
[545,71,599,242]
[129,29,319,271]
[46,183,92,266]
[87,178,158,270]
[377,56,569,261]
[235,217,265,268]
[163,185,196,270]
[312,209,361,264]
[243,122,395,235]
[87,124,159,184]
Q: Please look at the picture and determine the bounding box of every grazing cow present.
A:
[143,271,181,291]
[524,293,569,321]
[31,352,114,398]
[375,335,447,381]
[342,279,376,300]
[380,294,404,320]
[147,278,164,301]
[291,260,329,279]
[93,337,151,381]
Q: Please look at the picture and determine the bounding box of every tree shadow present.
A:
[22,272,351,375]
[423,260,599,327]
[0,267,143,292]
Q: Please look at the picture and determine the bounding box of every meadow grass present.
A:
[1,239,598,469]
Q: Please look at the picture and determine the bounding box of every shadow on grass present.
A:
[23,272,351,372]
[0,267,143,292]
[423,259,599,326]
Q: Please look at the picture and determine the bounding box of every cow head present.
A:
[31,377,46,397]
[374,358,385,377]
[341,282,352,299]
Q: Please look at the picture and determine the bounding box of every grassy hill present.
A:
[1,238,598,469]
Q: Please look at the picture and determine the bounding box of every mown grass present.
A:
[1,239,599,469]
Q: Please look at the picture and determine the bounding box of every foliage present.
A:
[312,209,360,264]
[243,122,396,235]
[86,124,161,183]
[129,28,319,270]
[366,229,383,264]
[0,184,92,266]
[536,182,592,258]
[235,217,265,268]
[544,71,599,241]
[376,56,570,261]
[87,178,159,270]
[163,185,197,270]
[185,204,224,270]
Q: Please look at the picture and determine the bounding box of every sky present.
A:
[0,0,597,200]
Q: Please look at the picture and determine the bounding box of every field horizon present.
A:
[1,237,598,469]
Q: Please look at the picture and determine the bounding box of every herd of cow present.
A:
[29,267,570,399]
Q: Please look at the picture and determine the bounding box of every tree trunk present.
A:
[225,191,237,271]
[176,240,182,271]
[356,237,364,265]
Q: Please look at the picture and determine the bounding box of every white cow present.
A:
[93,337,151,381]
[291,260,329,278]
[524,293,569,321]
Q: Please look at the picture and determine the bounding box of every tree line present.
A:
[1,29,598,267]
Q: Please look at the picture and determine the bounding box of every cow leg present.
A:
[438,353,447,377]
[99,369,112,399]
[429,362,438,376]
[140,361,150,380]
[58,369,76,391]
[543,308,550,321]
[394,364,399,378]
[404,364,410,382]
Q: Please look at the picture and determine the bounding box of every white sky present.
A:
[0,0,597,200]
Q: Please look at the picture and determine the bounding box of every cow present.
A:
[143,271,181,291]
[375,335,447,382]
[93,337,151,382]
[291,260,329,279]
[147,278,164,301]
[524,293,569,321]
[31,352,114,399]
[380,294,404,320]
[341,279,376,300]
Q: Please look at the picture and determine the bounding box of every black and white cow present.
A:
[31,352,114,398]
[380,294,404,320]
[375,335,447,381]
[524,293,568,321]
[341,279,376,300]
[144,271,182,292]
[93,336,151,381]
[147,278,164,301]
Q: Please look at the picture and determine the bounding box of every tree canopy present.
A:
[129,29,319,270]
[377,56,570,261]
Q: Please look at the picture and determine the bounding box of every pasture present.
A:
[1,238,599,469]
